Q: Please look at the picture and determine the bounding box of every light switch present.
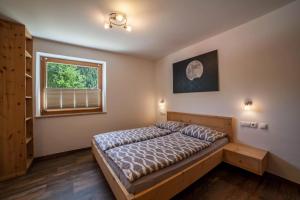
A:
[240,121,251,127]
[259,122,268,130]
[240,121,258,129]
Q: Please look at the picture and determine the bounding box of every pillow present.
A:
[180,124,226,142]
[155,120,186,132]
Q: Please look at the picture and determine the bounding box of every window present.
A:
[40,56,103,115]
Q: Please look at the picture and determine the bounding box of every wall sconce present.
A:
[244,99,253,111]
[159,99,166,115]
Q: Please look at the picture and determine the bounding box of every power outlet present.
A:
[250,122,258,128]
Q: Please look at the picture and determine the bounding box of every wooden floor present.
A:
[0,149,299,200]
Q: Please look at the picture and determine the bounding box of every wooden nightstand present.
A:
[223,143,268,175]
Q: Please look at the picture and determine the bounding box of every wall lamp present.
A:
[159,99,166,115]
[244,99,253,111]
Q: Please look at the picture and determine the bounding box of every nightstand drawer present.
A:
[223,143,268,175]
[224,150,260,174]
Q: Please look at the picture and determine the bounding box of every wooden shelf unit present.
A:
[25,73,32,79]
[25,50,32,58]
[0,19,34,181]
[26,136,32,144]
[25,117,32,121]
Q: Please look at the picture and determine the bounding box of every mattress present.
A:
[106,132,211,182]
[94,136,228,194]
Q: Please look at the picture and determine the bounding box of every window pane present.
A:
[42,57,102,114]
[61,89,74,108]
[87,89,100,107]
[75,89,87,108]
[46,88,61,109]
[46,62,98,89]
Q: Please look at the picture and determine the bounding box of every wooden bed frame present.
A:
[92,111,233,200]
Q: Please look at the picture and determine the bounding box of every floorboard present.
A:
[0,149,299,200]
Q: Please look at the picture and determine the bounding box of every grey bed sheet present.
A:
[96,137,229,194]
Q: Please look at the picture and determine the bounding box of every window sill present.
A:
[35,111,107,119]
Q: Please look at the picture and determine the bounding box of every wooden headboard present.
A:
[167,111,233,142]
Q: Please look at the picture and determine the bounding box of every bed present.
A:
[92,111,233,200]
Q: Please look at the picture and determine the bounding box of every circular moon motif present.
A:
[186,60,204,81]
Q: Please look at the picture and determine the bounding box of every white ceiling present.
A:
[0,0,294,60]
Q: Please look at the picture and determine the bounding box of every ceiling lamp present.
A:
[104,12,132,32]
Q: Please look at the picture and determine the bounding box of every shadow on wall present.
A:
[231,116,300,184]
[267,153,300,184]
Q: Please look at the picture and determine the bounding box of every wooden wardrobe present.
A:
[0,19,34,181]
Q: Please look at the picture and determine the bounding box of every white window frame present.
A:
[35,52,107,117]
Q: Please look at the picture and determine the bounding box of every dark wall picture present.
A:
[173,50,219,93]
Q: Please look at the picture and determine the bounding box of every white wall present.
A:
[33,38,156,157]
[155,1,300,184]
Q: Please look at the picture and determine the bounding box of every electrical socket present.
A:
[240,121,258,128]
[250,122,258,128]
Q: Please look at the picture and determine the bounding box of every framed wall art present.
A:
[173,50,219,93]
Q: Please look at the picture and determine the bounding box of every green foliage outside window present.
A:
[47,62,98,89]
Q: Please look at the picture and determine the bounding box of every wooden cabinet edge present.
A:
[0,170,27,182]
[26,157,33,169]
[25,28,32,40]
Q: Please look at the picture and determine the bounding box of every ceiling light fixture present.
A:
[104,23,111,29]
[104,12,132,32]
[116,14,124,22]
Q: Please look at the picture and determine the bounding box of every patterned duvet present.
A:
[106,132,211,182]
[93,126,171,151]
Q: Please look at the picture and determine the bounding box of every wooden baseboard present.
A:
[35,147,91,161]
